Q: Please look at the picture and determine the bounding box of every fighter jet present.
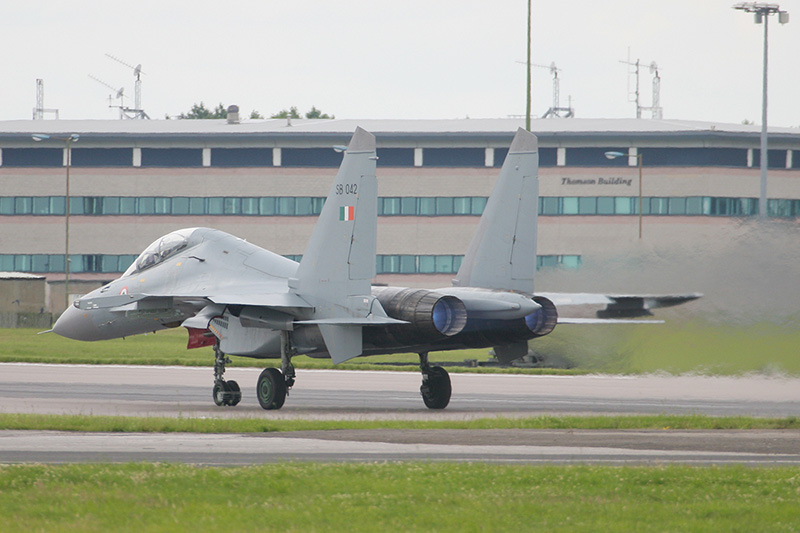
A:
[53,127,698,410]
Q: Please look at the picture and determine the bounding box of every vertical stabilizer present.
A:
[453,128,539,294]
[291,127,378,362]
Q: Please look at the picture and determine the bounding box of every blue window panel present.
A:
[32,197,51,215]
[597,197,615,215]
[753,149,788,170]
[48,197,65,215]
[120,198,137,214]
[419,198,436,215]
[0,255,14,270]
[381,197,401,215]
[423,148,484,167]
[565,148,629,167]
[154,197,172,215]
[562,197,579,215]
[15,197,32,214]
[282,148,343,168]
[436,197,454,215]
[668,197,686,215]
[540,197,559,215]
[2,148,62,167]
[435,255,453,273]
[400,255,417,274]
[240,198,259,215]
[211,148,272,167]
[400,197,418,215]
[71,148,132,167]
[102,197,120,215]
[0,198,14,214]
[277,197,296,215]
[172,197,190,215]
[207,198,223,215]
[640,148,747,167]
[453,197,471,215]
[295,197,313,216]
[418,256,436,273]
[140,148,202,167]
[794,151,800,170]
[578,197,597,215]
[138,197,156,215]
[686,197,703,215]
[259,197,275,215]
[376,148,414,167]
[188,198,205,215]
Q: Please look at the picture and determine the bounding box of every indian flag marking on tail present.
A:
[339,205,355,221]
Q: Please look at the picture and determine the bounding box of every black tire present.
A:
[421,366,451,409]
[257,368,287,410]
[227,380,242,407]
[212,381,227,406]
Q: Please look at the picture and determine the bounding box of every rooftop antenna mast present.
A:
[32,79,59,119]
[88,74,126,119]
[515,60,575,118]
[620,50,662,119]
[105,54,149,119]
[534,62,574,118]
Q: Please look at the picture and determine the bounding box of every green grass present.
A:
[1,413,798,433]
[1,463,798,531]
[3,319,800,376]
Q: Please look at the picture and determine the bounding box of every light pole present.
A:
[732,2,789,218]
[605,151,644,239]
[32,133,79,311]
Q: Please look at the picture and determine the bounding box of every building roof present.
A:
[0,272,46,280]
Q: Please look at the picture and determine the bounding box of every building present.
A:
[2,117,799,314]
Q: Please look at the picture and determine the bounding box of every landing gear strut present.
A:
[419,351,451,409]
[212,343,241,406]
[256,330,296,410]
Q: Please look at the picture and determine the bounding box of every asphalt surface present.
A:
[1,364,799,465]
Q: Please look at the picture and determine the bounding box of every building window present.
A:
[423,148,485,167]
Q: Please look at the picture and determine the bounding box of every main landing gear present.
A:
[256,330,296,410]
[419,351,451,409]
[212,343,241,406]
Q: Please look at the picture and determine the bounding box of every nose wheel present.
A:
[212,343,241,407]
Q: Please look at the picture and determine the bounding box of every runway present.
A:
[2,363,799,419]
[2,364,798,465]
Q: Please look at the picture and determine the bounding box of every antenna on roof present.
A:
[105,53,149,119]
[32,79,59,120]
[515,60,575,118]
[89,74,126,119]
[620,50,663,119]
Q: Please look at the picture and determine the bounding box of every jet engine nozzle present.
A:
[525,296,558,337]
[373,287,467,341]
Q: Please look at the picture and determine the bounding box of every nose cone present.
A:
[53,304,100,341]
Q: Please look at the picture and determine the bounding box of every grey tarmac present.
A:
[2,364,798,465]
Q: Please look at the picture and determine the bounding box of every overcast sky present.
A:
[2,1,798,126]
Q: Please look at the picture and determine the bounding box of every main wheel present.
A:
[212,381,227,406]
[421,366,451,409]
[227,380,242,407]
[257,367,287,410]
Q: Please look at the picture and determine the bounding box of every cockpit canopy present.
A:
[123,228,195,276]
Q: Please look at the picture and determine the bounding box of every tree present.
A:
[271,107,301,119]
[270,106,335,119]
[305,106,334,119]
[179,102,227,119]
[249,110,264,119]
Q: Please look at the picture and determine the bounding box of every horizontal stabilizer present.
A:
[558,317,665,324]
